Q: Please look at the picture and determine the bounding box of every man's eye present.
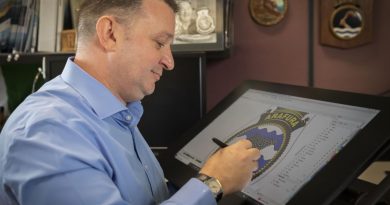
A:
[156,41,165,48]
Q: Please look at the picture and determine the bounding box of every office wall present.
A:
[206,0,390,111]
[314,0,390,95]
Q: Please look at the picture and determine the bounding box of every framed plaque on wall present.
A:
[172,0,233,53]
[249,0,288,26]
[320,0,374,48]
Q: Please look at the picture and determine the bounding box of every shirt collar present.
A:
[60,57,143,125]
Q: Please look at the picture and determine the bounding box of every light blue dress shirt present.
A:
[0,58,216,205]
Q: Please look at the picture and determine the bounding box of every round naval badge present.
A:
[196,7,216,35]
[330,4,365,40]
[249,0,288,26]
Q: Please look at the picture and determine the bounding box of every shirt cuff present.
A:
[165,178,216,205]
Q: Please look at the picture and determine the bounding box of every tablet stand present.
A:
[334,172,390,205]
[355,171,390,205]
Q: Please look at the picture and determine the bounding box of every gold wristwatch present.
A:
[196,173,223,202]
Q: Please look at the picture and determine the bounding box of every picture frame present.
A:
[249,0,288,26]
[172,0,229,52]
[320,0,373,49]
[60,29,77,52]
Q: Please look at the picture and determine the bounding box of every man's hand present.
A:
[199,139,261,195]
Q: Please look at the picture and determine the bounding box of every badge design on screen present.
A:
[225,107,309,179]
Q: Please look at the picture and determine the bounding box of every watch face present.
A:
[197,174,209,181]
[205,178,223,201]
[197,174,223,201]
[207,180,221,193]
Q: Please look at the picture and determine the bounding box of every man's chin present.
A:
[144,87,156,97]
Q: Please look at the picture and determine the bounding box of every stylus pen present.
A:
[212,138,228,148]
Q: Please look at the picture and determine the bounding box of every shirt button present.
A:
[144,165,148,170]
[126,115,132,121]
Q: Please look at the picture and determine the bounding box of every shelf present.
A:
[0,51,211,66]
[0,52,75,65]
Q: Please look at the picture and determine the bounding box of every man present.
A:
[0,66,7,128]
[0,0,260,204]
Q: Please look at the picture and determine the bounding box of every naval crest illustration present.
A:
[320,0,373,48]
[330,4,364,40]
[225,107,309,179]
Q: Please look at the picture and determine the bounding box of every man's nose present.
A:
[161,49,175,70]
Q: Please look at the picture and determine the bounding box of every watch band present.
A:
[196,173,223,202]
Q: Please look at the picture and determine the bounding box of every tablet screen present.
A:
[175,89,379,205]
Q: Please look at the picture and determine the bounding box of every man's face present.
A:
[109,0,176,103]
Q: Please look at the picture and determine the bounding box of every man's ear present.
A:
[95,16,118,51]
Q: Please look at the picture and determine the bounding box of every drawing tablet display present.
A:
[162,80,390,205]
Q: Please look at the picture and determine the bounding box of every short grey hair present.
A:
[77,0,178,41]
